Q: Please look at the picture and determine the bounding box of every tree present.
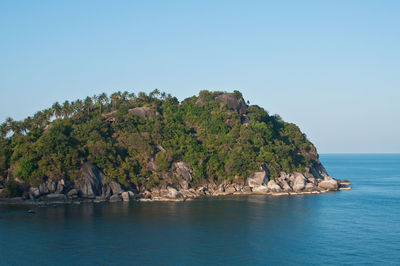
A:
[52,102,62,119]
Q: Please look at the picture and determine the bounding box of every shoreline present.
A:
[0,183,351,206]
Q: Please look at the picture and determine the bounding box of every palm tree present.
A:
[62,100,71,118]
[111,93,120,110]
[150,89,160,98]
[52,102,62,119]
[75,99,83,113]
[98,93,108,113]
[0,122,8,138]
[84,96,93,115]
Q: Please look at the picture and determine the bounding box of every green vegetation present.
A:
[0,90,319,190]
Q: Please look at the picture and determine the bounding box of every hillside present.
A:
[0,90,348,202]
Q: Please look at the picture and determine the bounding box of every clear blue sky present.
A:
[1,0,399,153]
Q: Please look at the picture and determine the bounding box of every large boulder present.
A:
[29,187,40,198]
[246,171,268,188]
[318,178,338,191]
[292,173,306,192]
[109,180,123,195]
[267,180,282,192]
[121,191,131,202]
[160,186,183,199]
[252,185,269,193]
[128,107,152,118]
[77,163,103,198]
[173,162,193,189]
[45,193,67,201]
[275,176,292,192]
[109,194,122,202]
[215,93,247,115]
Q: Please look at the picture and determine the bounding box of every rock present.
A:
[77,163,103,198]
[276,177,292,192]
[45,193,67,201]
[252,185,269,193]
[310,164,329,179]
[109,180,123,195]
[233,183,244,192]
[247,171,268,188]
[109,194,122,202]
[46,179,57,193]
[173,162,192,189]
[128,191,136,199]
[292,173,306,192]
[67,189,78,198]
[128,107,152,118]
[215,93,247,115]
[318,178,338,191]
[121,191,130,202]
[29,187,40,198]
[267,180,282,192]
[54,179,66,193]
[39,182,49,195]
[224,184,236,194]
[242,186,252,193]
[167,186,182,199]
[217,184,225,193]
[304,182,318,191]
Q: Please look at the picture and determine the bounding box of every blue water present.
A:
[1,154,399,265]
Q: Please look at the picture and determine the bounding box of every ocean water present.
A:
[0,154,399,265]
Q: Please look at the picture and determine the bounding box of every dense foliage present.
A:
[0,90,319,189]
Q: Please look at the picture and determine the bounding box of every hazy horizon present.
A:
[1,1,399,153]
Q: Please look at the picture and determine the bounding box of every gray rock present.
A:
[252,185,269,193]
[305,182,317,191]
[109,194,122,202]
[56,180,65,194]
[45,193,67,201]
[67,189,78,198]
[167,186,182,199]
[77,163,103,198]
[292,173,306,192]
[310,164,329,179]
[276,176,292,192]
[46,179,57,193]
[128,107,152,118]
[121,191,130,202]
[109,180,123,195]
[215,93,247,115]
[242,186,252,193]
[224,185,236,194]
[247,171,268,188]
[318,178,338,191]
[267,180,282,192]
[39,182,49,195]
[173,162,193,189]
[29,187,40,198]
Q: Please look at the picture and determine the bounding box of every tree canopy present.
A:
[0,90,320,190]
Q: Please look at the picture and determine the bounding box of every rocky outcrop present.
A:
[292,173,306,192]
[173,162,192,189]
[0,159,350,204]
[318,177,339,191]
[76,163,124,199]
[267,180,282,192]
[128,107,152,118]
[215,93,247,115]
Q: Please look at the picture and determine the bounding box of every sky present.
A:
[0,0,399,153]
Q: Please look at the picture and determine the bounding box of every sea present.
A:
[0,154,399,265]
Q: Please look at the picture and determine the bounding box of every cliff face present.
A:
[0,90,350,203]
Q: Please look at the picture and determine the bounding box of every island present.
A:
[0,90,351,204]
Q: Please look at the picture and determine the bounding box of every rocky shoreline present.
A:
[0,162,351,205]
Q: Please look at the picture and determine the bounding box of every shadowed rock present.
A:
[215,93,247,115]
